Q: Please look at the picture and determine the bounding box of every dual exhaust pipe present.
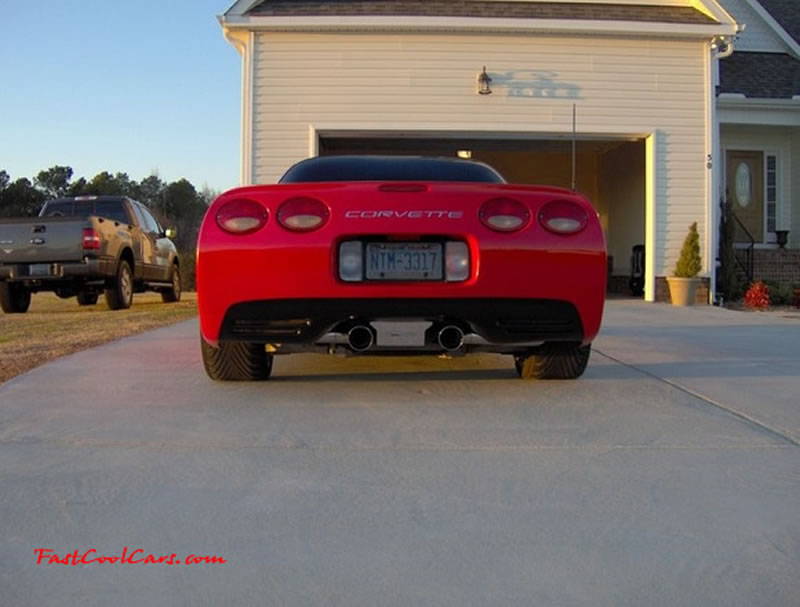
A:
[346,323,465,352]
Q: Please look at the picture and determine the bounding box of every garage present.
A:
[318,132,645,293]
[319,131,645,288]
[220,0,739,301]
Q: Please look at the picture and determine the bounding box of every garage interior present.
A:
[319,133,646,295]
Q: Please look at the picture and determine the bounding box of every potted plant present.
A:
[667,222,702,306]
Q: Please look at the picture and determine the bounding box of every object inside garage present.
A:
[320,133,645,294]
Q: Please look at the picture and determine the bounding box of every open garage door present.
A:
[319,132,646,295]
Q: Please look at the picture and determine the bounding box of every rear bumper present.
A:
[219,297,585,346]
[197,237,607,347]
[0,259,107,283]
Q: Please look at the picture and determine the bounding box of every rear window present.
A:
[279,156,506,184]
[41,199,130,224]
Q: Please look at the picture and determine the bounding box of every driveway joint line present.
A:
[594,349,800,448]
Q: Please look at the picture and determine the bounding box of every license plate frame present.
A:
[29,263,51,277]
[365,242,443,281]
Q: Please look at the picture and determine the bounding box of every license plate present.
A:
[366,242,442,280]
[29,264,51,277]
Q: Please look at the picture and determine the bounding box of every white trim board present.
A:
[221,15,737,38]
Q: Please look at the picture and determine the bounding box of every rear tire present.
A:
[0,282,31,314]
[201,337,273,381]
[105,260,133,310]
[77,290,99,306]
[515,344,591,380]
[161,263,181,303]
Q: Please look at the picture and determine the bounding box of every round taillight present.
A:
[216,199,268,235]
[278,197,330,232]
[538,200,588,235]
[479,198,531,232]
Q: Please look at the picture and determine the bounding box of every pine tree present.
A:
[674,222,701,278]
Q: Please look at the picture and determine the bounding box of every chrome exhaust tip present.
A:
[347,325,375,352]
[437,325,465,351]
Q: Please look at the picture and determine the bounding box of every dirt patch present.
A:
[0,292,197,384]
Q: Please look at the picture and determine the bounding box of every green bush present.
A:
[674,222,701,278]
[762,280,793,305]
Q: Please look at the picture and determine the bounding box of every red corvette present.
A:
[197,156,606,381]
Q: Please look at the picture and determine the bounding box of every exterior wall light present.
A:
[477,66,492,95]
[457,150,472,159]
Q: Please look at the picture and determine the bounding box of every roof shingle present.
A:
[245,1,717,25]
[718,51,800,99]
[757,0,800,46]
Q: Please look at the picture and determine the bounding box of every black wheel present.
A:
[515,345,591,380]
[77,290,99,306]
[201,337,273,381]
[161,263,181,303]
[0,282,31,314]
[105,260,133,310]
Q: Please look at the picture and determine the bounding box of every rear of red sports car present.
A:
[197,156,606,381]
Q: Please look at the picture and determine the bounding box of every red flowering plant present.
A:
[743,281,770,310]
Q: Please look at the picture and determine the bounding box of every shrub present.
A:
[744,281,770,310]
[674,222,701,278]
[762,280,792,306]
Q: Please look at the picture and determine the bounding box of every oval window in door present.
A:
[735,162,751,208]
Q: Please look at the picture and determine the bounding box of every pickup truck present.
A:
[0,195,181,313]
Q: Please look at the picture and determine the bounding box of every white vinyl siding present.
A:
[250,32,710,278]
[715,0,788,53]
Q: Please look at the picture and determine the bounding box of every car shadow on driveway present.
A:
[270,368,517,382]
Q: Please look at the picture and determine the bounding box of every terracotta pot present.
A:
[666,277,700,306]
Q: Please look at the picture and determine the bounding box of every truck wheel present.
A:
[0,282,31,314]
[514,345,591,380]
[105,260,133,310]
[77,290,99,306]
[161,263,181,303]
[201,337,273,381]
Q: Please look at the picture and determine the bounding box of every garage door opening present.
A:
[319,133,646,295]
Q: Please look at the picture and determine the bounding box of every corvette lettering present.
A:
[345,210,463,219]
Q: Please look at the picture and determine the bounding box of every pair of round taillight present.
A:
[217,196,587,236]
[479,198,588,235]
[216,197,329,235]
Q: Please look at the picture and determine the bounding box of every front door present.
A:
[726,150,763,243]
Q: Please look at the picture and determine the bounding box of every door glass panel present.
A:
[735,163,751,207]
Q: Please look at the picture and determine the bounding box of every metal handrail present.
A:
[731,212,755,283]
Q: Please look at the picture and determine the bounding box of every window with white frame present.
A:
[766,154,777,237]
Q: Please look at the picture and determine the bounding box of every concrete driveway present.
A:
[1,300,798,606]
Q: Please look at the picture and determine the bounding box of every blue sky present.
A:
[1,0,241,193]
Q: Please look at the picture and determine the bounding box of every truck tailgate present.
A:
[0,218,90,263]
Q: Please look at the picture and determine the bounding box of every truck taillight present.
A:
[82,228,101,250]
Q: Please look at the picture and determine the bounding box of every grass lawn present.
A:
[0,292,198,384]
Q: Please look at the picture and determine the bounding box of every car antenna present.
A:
[571,103,577,191]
